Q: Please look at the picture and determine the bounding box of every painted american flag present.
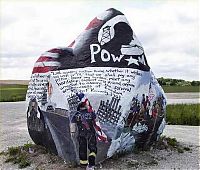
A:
[76,92,108,142]
[32,48,62,74]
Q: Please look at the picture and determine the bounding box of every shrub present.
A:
[166,104,200,126]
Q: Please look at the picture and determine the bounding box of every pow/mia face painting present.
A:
[26,8,166,164]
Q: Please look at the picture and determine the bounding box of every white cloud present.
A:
[125,0,199,81]
[0,67,33,80]
[0,0,199,80]
[148,51,199,80]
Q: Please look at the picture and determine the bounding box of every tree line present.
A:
[157,77,200,86]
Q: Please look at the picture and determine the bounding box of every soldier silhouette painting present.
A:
[70,102,97,170]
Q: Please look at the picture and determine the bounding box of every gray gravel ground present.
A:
[0,101,32,151]
[0,101,199,169]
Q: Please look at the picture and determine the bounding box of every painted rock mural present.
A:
[26,8,166,165]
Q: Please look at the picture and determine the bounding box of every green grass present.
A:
[162,85,200,93]
[4,145,31,169]
[0,84,28,102]
[156,136,190,154]
[7,146,20,156]
[1,143,57,169]
[166,104,200,126]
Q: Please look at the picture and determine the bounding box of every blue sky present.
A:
[0,0,199,80]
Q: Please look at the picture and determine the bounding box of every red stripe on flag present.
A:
[85,17,103,30]
[32,66,57,74]
[47,48,62,53]
[36,56,57,62]
[68,40,75,47]
[98,136,107,142]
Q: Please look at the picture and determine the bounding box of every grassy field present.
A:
[162,85,199,93]
[166,104,200,126]
[0,84,28,102]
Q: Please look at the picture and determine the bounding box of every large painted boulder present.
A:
[26,8,166,164]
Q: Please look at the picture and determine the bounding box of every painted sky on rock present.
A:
[0,0,199,80]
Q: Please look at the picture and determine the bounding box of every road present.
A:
[0,101,31,151]
[166,92,200,104]
[164,125,199,146]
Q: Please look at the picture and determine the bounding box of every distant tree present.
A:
[191,81,200,86]
[157,77,199,86]
[170,81,176,86]
[170,79,177,86]
[158,79,163,85]
[158,77,167,86]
